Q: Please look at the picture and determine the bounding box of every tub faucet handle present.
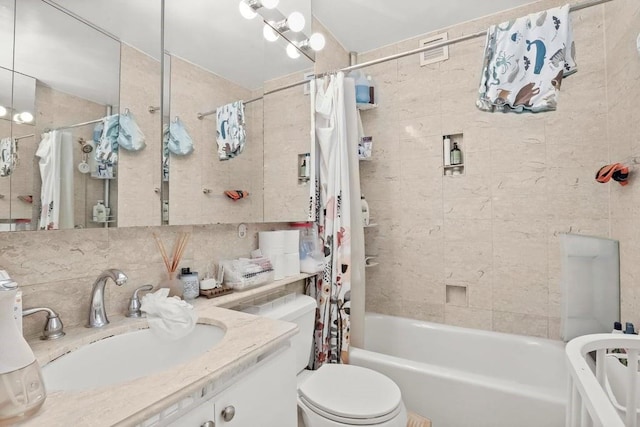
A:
[126,284,154,318]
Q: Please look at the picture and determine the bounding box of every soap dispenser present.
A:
[450,142,462,165]
[0,276,47,423]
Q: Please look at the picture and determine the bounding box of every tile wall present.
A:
[358,0,639,338]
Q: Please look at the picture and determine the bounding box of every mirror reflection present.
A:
[0,0,162,231]
[163,0,315,225]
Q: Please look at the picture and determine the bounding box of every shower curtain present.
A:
[308,72,362,367]
[36,130,74,230]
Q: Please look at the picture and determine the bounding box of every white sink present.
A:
[42,324,225,391]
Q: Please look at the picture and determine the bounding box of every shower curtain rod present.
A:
[198,0,611,120]
[14,134,35,141]
[215,0,613,101]
[197,94,265,119]
[48,118,103,132]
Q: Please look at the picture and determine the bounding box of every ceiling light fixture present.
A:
[286,43,301,59]
[13,111,33,124]
[261,0,279,9]
[286,11,305,33]
[0,106,6,117]
[238,1,257,19]
[304,33,326,51]
[238,0,279,19]
[263,23,279,42]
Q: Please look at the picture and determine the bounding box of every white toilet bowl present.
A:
[296,364,407,427]
[239,293,407,427]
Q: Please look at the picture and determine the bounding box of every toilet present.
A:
[242,294,407,427]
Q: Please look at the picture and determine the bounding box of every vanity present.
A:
[22,295,301,427]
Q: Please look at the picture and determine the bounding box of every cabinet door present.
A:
[214,346,297,427]
[167,399,215,427]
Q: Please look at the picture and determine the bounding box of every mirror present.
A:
[163,0,315,225]
[1,0,162,231]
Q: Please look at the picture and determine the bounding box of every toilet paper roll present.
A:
[283,252,300,277]
[259,231,285,255]
[282,230,300,254]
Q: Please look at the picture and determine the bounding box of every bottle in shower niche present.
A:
[367,75,375,104]
[92,200,106,222]
[354,71,370,104]
[361,195,370,227]
[450,142,462,165]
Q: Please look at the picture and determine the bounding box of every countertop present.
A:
[19,297,299,426]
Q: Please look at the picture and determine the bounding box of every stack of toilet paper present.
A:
[259,230,300,280]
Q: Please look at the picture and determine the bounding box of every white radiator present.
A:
[566,333,640,427]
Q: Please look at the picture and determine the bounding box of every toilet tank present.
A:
[240,294,317,373]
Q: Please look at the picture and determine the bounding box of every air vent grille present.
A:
[419,32,449,66]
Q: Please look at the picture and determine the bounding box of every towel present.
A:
[0,137,17,177]
[216,101,246,160]
[477,4,576,113]
[165,118,194,156]
[117,110,146,152]
[596,163,629,186]
[140,288,198,340]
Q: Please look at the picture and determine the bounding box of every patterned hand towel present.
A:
[216,101,246,160]
[477,4,576,113]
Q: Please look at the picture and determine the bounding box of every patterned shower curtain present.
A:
[307,72,352,367]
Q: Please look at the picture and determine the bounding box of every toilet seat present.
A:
[297,364,403,425]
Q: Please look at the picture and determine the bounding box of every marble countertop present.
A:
[20,299,298,426]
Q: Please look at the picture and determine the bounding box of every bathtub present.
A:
[350,313,567,427]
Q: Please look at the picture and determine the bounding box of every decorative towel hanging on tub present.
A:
[477,4,576,113]
[216,101,246,160]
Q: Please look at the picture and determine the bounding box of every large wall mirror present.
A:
[0,0,162,232]
[163,0,314,225]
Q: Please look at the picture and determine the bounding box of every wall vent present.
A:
[419,32,449,66]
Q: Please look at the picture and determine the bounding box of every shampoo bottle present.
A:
[354,72,370,104]
[93,200,106,222]
[361,195,370,226]
[367,75,375,104]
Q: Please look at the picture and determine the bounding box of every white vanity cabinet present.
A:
[166,345,297,427]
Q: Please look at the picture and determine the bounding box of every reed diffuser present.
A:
[154,232,190,298]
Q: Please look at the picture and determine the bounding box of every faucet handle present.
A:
[22,307,65,340]
[126,284,154,318]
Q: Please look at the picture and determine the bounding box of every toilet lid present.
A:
[298,364,402,421]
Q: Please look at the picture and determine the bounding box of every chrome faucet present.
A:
[87,269,128,328]
[22,307,65,340]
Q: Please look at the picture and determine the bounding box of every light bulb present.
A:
[287,11,305,32]
[309,33,326,51]
[238,1,257,19]
[286,43,301,59]
[263,23,279,42]
[262,0,279,9]
[0,106,6,117]
[12,113,20,123]
[19,111,33,123]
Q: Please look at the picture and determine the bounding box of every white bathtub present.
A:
[350,313,567,427]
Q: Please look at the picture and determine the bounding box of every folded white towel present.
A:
[477,4,576,113]
[141,288,198,340]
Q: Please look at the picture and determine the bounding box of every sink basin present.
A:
[42,324,225,391]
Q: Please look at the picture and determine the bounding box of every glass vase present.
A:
[160,271,183,299]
